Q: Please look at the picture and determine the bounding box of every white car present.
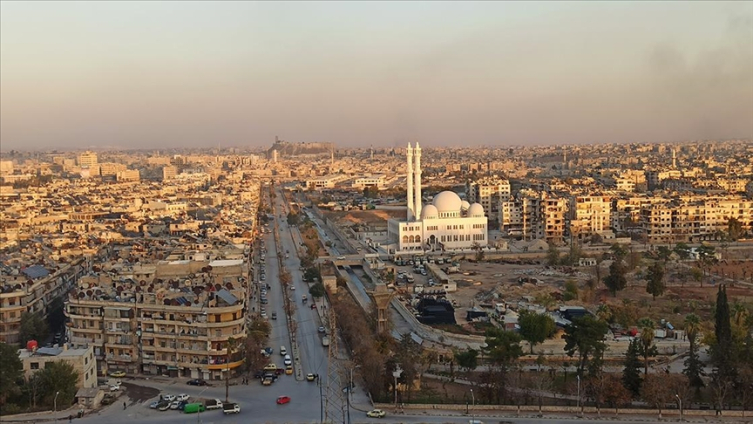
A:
[290,286,295,290]
[162,394,176,402]
[284,354,292,366]
[109,385,120,392]
[169,401,181,410]
[176,394,189,402]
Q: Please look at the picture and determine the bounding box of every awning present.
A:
[167,366,179,371]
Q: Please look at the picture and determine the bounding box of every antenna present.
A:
[324,309,346,424]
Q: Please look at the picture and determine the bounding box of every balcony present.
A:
[106,354,134,363]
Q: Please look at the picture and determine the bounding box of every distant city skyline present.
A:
[1,1,752,151]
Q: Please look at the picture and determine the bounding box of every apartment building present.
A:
[352,175,387,190]
[570,195,612,238]
[116,170,140,182]
[65,259,249,380]
[162,165,178,180]
[467,177,511,220]
[0,258,89,344]
[499,190,567,244]
[18,343,97,389]
[77,151,98,168]
[641,197,753,243]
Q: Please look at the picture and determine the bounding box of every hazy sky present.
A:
[1,1,752,150]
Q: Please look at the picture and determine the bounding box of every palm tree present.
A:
[638,318,657,375]
[684,313,700,347]
[596,304,612,323]
[732,303,749,328]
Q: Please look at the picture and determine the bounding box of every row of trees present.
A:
[0,343,79,415]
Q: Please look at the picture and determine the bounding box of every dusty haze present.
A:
[1,2,751,150]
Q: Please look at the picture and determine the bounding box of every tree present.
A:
[641,374,673,418]
[622,339,642,398]
[656,246,673,262]
[0,342,23,407]
[286,211,300,226]
[309,282,325,298]
[303,267,321,283]
[484,328,523,367]
[690,267,704,287]
[674,243,691,260]
[604,259,628,296]
[454,349,478,372]
[19,312,49,346]
[610,243,628,260]
[683,313,704,388]
[563,315,608,376]
[728,217,744,241]
[563,279,579,301]
[637,318,658,375]
[603,374,633,413]
[38,361,79,410]
[712,285,736,384]
[546,243,560,266]
[644,261,666,300]
[518,310,556,354]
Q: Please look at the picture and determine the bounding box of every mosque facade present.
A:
[387,143,488,253]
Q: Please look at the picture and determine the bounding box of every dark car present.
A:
[187,379,207,386]
[254,370,265,379]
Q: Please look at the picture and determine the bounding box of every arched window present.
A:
[415,235,421,243]
[402,235,409,244]
[409,235,416,243]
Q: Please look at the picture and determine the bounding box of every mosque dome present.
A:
[421,204,438,220]
[433,191,463,213]
[468,203,485,217]
[461,201,471,211]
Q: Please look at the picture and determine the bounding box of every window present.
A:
[30,362,39,370]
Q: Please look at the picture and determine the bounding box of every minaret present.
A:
[414,142,422,220]
[672,149,677,169]
[406,144,414,221]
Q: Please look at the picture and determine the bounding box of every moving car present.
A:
[280,346,287,356]
[109,371,126,378]
[205,399,223,410]
[187,379,207,386]
[223,402,241,414]
[310,303,317,309]
[318,326,326,333]
[271,312,277,320]
[285,365,293,375]
[276,396,291,405]
[306,373,317,382]
[284,354,292,366]
[183,403,205,414]
[367,409,386,418]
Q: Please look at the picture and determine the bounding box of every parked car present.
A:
[176,394,189,402]
[169,401,182,410]
[187,379,207,386]
[158,402,171,411]
[149,401,162,409]
[161,394,176,402]
[276,396,291,405]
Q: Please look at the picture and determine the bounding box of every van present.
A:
[280,346,287,356]
[183,403,206,414]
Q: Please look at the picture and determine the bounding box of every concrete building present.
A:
[77,151,98,168]
[116,169,140,182]
[65,259,249,380]
[18,343,97,389]
[570,195,612,239]
[162,165,178,180]
[388,143,488,253]
[0,258,89,345]
[352,175,387,190]
[499,190,567,244]
[305,174,349,190]
[466,177,511,221]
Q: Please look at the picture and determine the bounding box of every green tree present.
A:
[610,243,628,260]
[712,285,736,383]
[690,266,704,287]
[637,318,658,375]
[546,242,560,266]
[518,310,556,354]
[683,313,704,388]
[674,243,691,260]
[564,279,579,301]
[0,342,23,407]
[604,260,628,296]
[645,261,666,300]
[303,266,321,282]
[454,349,478,372]
[564,315,609,376]
[309,282,326,298]
[19,312,49,346]
[38,361,79,410]
[656,246,673,262]
[728,218,744,241]
[286,211,300,226]
[484,328,523,367]
[623,338,642,397]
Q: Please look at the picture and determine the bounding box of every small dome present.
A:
[421,204,438,219]
[461,201,471,211]
[468,203,485,217]
[433,191,462,213]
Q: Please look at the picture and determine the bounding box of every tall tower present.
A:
[406,144,414,221]
[414,142,422,220]
[672,149,677,169]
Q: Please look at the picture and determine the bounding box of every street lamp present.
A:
[470,389,475,421]
[392,366,403,410]
[54,391,60,412]
[576,375,581,414]
[675,394,683,421]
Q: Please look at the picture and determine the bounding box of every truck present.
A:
[205,399,223,410]
[321,336,330,347]
[445,265,460,274]
[223,402,240,414]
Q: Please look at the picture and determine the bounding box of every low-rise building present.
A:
[18,343,98,389]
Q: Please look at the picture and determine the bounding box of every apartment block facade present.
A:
[65,259,249,380]
[467,177,511,221]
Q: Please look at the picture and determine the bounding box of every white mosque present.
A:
[387,143,488,253]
